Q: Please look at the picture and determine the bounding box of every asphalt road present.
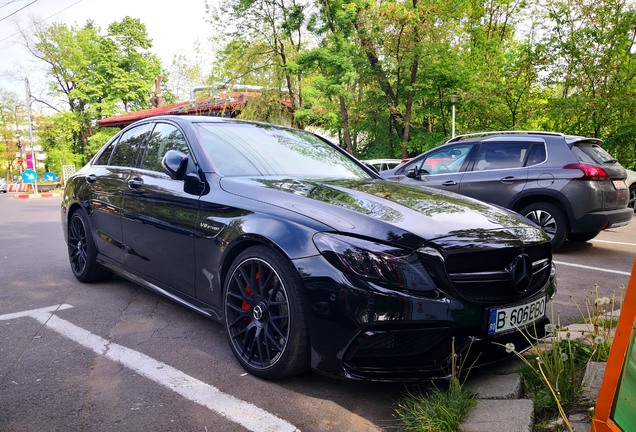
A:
[1,194,634,431]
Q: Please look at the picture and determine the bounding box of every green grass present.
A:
[395,381,476,432]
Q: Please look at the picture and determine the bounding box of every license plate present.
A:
[488,296,546,335]
[613,180,627,190]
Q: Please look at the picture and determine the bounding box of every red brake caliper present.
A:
[241,272,259,320]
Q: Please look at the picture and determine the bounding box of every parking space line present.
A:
[591,239,636,247]
[554,261,631,276]
[0,304,299,432]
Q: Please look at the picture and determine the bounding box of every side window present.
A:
[142,123,190,172]
[110,124,151,168]
[473,142,531,171]
[94,138,119,165]
[525,144,547,166]
[417,144,472,175]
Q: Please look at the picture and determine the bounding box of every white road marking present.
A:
[591,239,636,247]
[1,304,299,432]
[553,261,631,276]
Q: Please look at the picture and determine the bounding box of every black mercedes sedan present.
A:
[61,115,556,382]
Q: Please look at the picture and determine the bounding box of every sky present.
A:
[0,0,216,101]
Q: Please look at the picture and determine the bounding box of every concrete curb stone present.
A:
[459,398,534,432]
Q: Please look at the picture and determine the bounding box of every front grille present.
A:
[444,243,551,304]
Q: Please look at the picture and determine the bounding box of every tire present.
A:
[223,246,310,380]
[567,231,600,242]
[629,184,635,212]
[67,210,111,282]
[521,202,569,250]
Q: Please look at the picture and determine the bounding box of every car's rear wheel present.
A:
[67,210,111,282]
[521,202,569,250]
[223,246,310,380]
[567,231,600,242]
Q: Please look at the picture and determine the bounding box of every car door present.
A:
[121,121,200,298]
[458,140,531,207]
[395,143,475,194]
[86,124,150,264]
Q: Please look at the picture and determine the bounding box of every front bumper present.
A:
[295,253,555,382]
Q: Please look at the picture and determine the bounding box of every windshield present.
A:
[195,122,371,178]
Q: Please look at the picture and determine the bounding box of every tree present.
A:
[0,89,24,181]
[24,17,163,161]
[206,0,309,127]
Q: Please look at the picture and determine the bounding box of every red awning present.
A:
[97,94,258,128]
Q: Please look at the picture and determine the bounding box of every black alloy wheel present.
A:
[67,210,110,282]
[224,246,309,380]
[521,202,569,250]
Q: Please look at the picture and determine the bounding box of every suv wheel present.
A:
[521,202,569,250]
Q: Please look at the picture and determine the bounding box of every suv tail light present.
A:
[563,163,609,181]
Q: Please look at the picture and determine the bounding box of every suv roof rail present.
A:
[446,130,565,143]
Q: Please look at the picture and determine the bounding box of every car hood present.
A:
[219,177,546,249]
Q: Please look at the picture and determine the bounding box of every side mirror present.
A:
[162,150,189,180]
[406,168,420,179]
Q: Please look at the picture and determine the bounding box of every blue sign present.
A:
[44,172,58,181]
[22,169,37,183]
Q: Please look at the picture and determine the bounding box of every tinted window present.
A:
[409,144,472,175]
[142,123,190,172]
[94,139,118,165]
[195,122,369,178]
[572,142,615,164]
[473,142,531,171]
[526,144,546,166]
[109,124,151,167]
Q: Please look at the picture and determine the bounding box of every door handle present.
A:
[127,178,144,189]
[500,176,516,184]
[442,180,458,186]
[85,174,97,183]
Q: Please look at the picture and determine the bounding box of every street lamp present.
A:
[450,94,458,138]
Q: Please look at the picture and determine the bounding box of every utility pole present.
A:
[25,78,38,193]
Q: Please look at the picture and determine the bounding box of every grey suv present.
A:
[381,131,633,249]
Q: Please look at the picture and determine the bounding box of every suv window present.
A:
[473,142,531,171]
[572,142,616,164]
[109,124,151,167]
[142,123,190,172]
[95,139,118,166]
[412,143,473,175]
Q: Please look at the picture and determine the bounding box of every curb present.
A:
[461,360,534,432]
[13,192,62,199]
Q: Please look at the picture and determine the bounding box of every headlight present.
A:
[313,233,437,292]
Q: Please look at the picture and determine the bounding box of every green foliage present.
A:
[31,17,162,160]
[395,384,476,432]
[0,89,24,180]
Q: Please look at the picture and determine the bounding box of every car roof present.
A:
[445,131,604,146]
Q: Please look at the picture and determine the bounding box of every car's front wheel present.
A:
[223,246,310,380]
[521,202,569,250]
[67,210,111,282]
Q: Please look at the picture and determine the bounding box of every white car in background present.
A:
[362,159,402,172]
[0,178,7,193]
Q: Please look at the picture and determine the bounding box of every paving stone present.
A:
[467,372,523,399]
[581,361,606,405]
[459,399,534,432]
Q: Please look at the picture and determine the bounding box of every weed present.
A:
[395,384,476,432]
[394,337,477,432]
